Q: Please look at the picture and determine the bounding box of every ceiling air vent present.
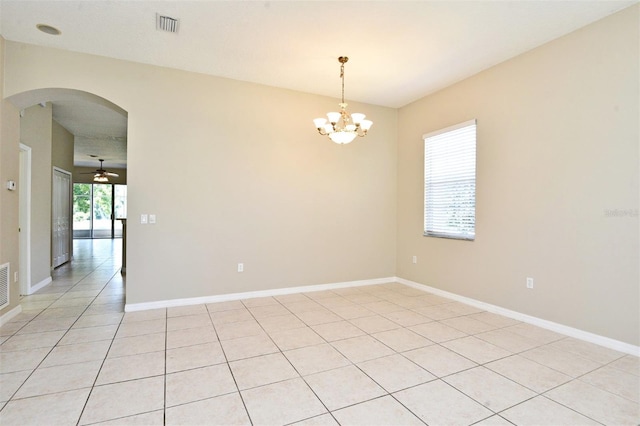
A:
[156,14,179,33]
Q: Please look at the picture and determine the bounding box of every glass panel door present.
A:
[92,184,113,238]
[114,185,127,237]
[73,183,127,239]
[73,183,92,238]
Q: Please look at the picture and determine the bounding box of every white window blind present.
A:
[423,120,476,240]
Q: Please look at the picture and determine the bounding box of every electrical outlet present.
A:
[238,263,244,273]
[412,256,417,264]
[526,277,534,289]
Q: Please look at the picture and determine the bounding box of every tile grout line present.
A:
[204,302,255,426]
[3,260,120,414]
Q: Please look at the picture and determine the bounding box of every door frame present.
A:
[52,167,73,268]
[19,143,32,295]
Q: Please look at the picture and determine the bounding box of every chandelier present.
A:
[313,56,373,144]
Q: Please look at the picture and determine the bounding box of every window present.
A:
[424,119,476,240]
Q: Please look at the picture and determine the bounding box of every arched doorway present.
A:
[8,88,128,296]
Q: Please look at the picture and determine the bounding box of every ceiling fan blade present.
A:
[105,172,119,177]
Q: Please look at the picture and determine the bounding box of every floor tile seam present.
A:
[278,362,342,423]
[277,297,346,328]
[351,356,437,395]
[164,389,241,411]
[282,412,337,426]
[441,372,542,414]
[564,371,640,404]
[163,308,168,426]
[75,308,126,426]
[2,321,83,403]
[77,408,162,426]
[394,350,448,381]
[234,371,305,393]
[91,370,168,388]
[388,389,460,426]
[322,391,395,417]
[330,333,398,362]
[0,339,68,353]
[481,357,570,395]
[472,331,546,354]
[412,377,506,419]
[208,309,253,426]
[8,383,96,402]
[526,394,608,425]
[436,339,516,367]
[11,321,80,336]
[517,344,608,378]
[597,356,640,378]
[238,301,346,422]
[103,345,167,361]
[555,345,628,367]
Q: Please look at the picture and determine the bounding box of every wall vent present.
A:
[156,14,179,33]
[0,263,9,310]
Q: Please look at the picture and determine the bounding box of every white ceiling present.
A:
[0,0,636,167]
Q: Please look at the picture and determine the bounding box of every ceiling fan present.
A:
[82,159,119,182]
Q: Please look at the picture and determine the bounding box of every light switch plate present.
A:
[140,214,148,224]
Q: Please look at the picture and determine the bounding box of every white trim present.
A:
[29,276,52,295]
[396,277,640,356]
[0,305,22,326]
[19,144,32,296]
[423,118,476,140]
[52,167,72,268]
[125,277,396,313]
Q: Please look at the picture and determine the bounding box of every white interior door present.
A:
[19,144,31,295]
[52,168,72,268]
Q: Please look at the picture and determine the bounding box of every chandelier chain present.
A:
[340,62,345,104]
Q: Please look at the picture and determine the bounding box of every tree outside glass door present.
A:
[92,184,113,238]
[73,183,127,239]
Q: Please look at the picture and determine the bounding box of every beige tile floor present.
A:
[0,240,638,425]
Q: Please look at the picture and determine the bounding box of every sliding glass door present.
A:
[73,183,92,238]
[73,183,127,239]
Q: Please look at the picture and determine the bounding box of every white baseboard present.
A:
[124,274,638,356]
[29,276,52,295]
[0,305,22,326]
[396,277,640,357]
[125,277,396,313]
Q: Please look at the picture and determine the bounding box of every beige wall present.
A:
[73,166,127,185]
[19,103,53,286]
[3,42,398,305]
[52,120,74,174]
[0,37,21,317]
[1,5,636,346]
[396,5,639,345]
